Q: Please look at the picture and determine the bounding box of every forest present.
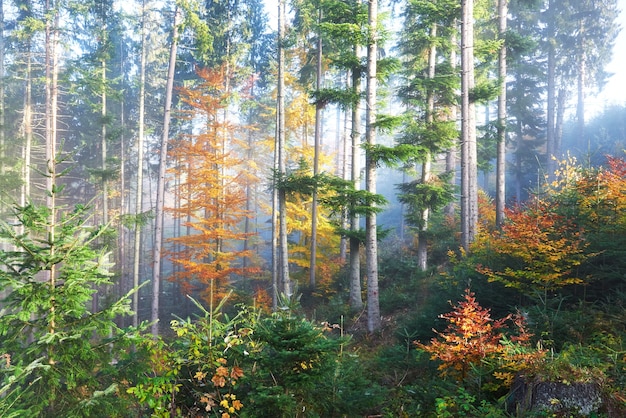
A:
[0,0,625,416]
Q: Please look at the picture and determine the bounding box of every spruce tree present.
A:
[0,164,140,416]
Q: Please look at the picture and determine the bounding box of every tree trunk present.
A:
[277,0,291,300]
[495,0,507,228]
[349,53,363,311]
[365,0,380,332]
[101,58,108,228]
[417,24,437,271]
[0,0,4,186]
[444,33,457,220]
[133,0,148,328]
[309,8,323,289]
[92,59,107,314]
[461,0,477,250]
[22,39,33,213]
[151,6,179,337]
[555,87,567,164]
[44,0,60,340]
[339,100,348,262]
[117,38,127,325]
[545,0,556,178]
[576,34,585,154]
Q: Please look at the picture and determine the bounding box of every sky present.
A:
[587,0,626,115]
[263,0,626,118]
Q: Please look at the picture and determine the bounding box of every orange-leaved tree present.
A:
[417,289,545,388]
[167,66,260,305]
[417,289,510,381]
[474,196,590,300]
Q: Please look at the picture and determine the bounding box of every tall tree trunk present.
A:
[444,33,457,220]
[276,0,291,302]
[44,0,60,342]
[272,111,279,310]
[495,0,507,228]
[365,0,380,332]
[0,0,4,186]
[133,0,148,328]
[22,38,33,212]
[545,0,556,178]
[151,6,179,337]
[349,54,363,311]
[117,38,127,324]
[309,9,323,289]
[556,87,567,163]
[101,58,108,227]
[339,96,348,262]
[461,0,477,250]
[94,45,108,314]
[576,37,585,154]
[417,24,437,271]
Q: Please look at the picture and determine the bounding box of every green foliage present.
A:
[0,194,141,417]
[434,387,507,418]
[310,87,359,109]
[397,175,455,230]
[128,297,380,417]
[179,0,213,60]
[244,310,346,417]
[128,296,255,417]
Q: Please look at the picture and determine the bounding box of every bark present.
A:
[151,6,180,337]
[0,1,4,181]
[93,52,108,314]
[349,54,363,311]
[444,34,457,220]
[339,101,348,262]
[546,0,556,178]
[276,0,291,301]
[22,38,33,213]
[133,0,148,328]
[417,24,437,271]
[101,58,108,227]
[44,0,60,335]
[576,38,586,153]
[495,0,507,228]
[117,38,126,324]
[309,8,323,289]
[461,0,477,250]
[365,0,380,332]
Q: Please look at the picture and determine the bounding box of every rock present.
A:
[508,375,603,416]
